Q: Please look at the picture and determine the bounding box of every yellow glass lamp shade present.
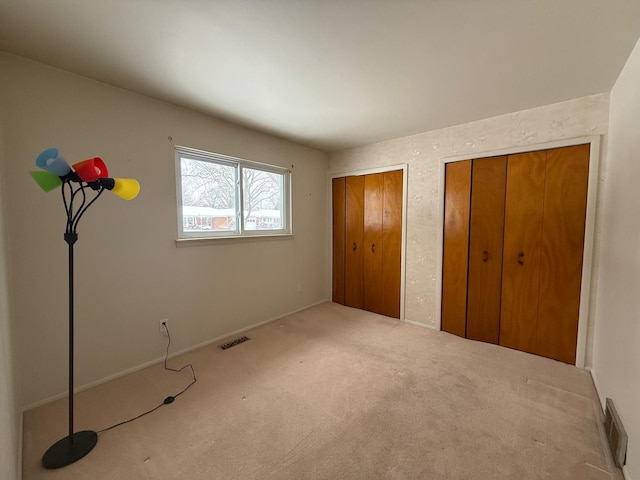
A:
[30,171,63,192]
[100,178,140,200]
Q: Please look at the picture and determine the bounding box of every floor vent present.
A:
[604,397,628,467]
[220,336,250,350]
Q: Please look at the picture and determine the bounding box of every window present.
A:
[175,146,291,239]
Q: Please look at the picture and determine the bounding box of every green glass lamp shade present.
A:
[99,178,140,200]
[72,158,109,182]
[35,148,71,176]
[30,171,63,192]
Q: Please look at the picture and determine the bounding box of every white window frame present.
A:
[175,146,291,239]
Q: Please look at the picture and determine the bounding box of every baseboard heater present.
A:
[604,397,628,467]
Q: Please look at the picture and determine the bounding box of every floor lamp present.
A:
[30,148,140,469]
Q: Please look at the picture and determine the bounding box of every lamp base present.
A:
[42,430,98,469]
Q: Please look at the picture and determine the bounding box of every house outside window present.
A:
[175,146,291,239]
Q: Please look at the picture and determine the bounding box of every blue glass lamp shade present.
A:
[35,148,72,176]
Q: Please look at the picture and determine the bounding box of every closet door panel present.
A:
[535,145,589,363]
[332,177,346,304]
[345,176,365,308]
[466,156,507,344]
[441,161,472,337]
[499,152,546,353]
[364,173,384,314]
[381,169,403,319]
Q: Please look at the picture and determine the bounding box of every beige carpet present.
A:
[22,302,620,479]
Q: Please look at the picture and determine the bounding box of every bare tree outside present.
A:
[180,157,284,232]
[242,168,283,229]
[181,159,236,209]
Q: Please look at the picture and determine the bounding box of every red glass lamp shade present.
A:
[72,157,109,182]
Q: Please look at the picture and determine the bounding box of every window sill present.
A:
[175,233,294,247]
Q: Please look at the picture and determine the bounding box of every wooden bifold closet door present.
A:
[532,146,589,362]
[364,174,384,314]
[499,151,546,353]
[441,160,472,337]
[345,175,365,309]
[332,177,347,305]
[466,156,507,344]
[441,144,589,364]
[332,170,403,319]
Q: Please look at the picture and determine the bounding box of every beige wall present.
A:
[0,53,329,408]
[592,37,640,479]
[0,123,19,480]
[330,94,609,366]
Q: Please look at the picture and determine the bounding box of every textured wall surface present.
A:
[0,127,19,480]
[330,94,609,365]
[592,36,640,480]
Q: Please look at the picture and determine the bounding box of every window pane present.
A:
[242,168,284,231]
[180,158,237,233]
[176,146,290,239]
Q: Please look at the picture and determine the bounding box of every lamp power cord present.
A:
[97,323,197,434]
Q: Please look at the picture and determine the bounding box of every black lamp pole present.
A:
[42,178,103,469]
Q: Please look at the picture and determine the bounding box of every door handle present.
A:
[352,242,357,251]
[482,250,489,262]
[371,243,376,253]
[517,251,525,265]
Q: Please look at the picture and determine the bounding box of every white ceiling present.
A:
[1,1,640,152]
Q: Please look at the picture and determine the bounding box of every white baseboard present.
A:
[22,299,329,412]
[403,318,437,330]
[587,368,607,411]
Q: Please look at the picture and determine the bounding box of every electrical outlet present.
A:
[296,283,303,293]
[159,319,169,335]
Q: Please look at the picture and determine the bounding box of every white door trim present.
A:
[328,164,409,320]
[436,136,601,368]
